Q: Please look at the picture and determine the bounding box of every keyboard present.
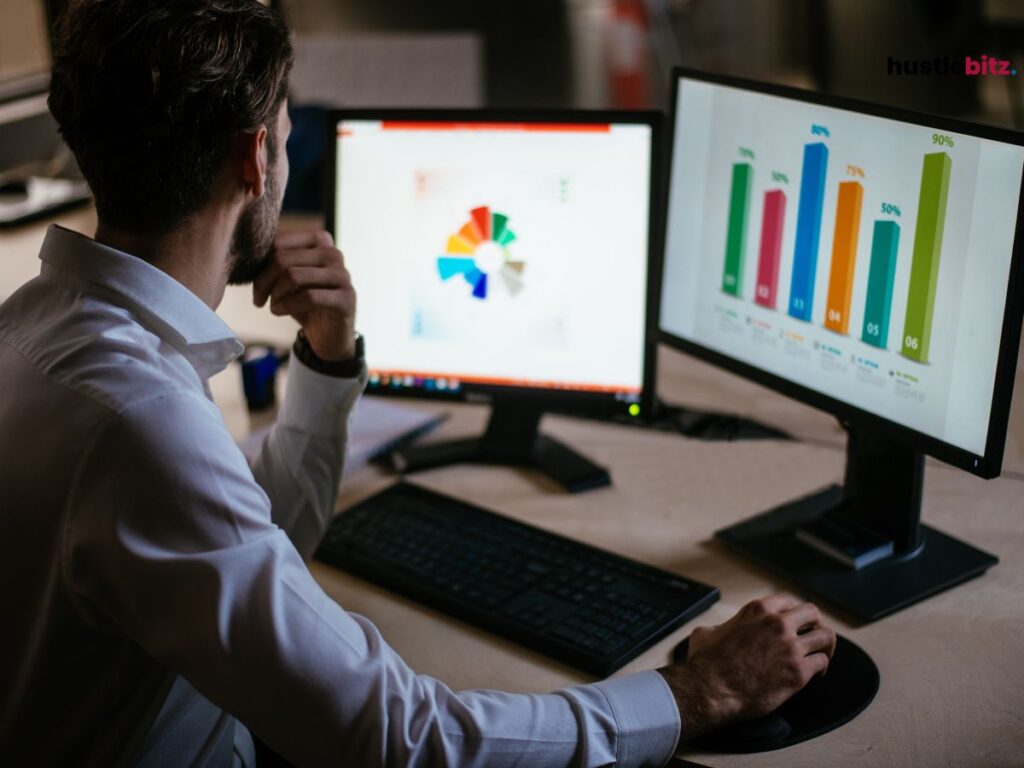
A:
[315,483,719,676]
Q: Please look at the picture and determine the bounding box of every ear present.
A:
[239,125,269,199]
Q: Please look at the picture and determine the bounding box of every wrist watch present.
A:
[293,330,365,378]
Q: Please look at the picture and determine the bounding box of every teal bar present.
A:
[722,163,753,296]
[861,221,901,349]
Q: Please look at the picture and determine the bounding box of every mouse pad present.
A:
[673,634,879,753]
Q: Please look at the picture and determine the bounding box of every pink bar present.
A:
[755,190,786,308]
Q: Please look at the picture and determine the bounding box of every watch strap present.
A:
[293,331,364,378]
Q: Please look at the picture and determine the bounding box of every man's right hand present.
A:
[658,595,837,741]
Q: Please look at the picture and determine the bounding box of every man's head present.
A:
[48,0,293,283]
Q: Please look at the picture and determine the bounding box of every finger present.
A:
[783,602,822,634]
[254,247,343,306]
[802,650,830,682]
[271,287,350,317]
[274,229,333,250]
[797,627,835,656]
[269,266,349,305]
[750,594,800,616]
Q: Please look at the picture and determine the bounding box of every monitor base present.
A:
[716,484,998,622]
[390,400,611,493]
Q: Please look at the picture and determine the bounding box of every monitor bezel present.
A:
[325,107,665,422]
[660,67,1024,479]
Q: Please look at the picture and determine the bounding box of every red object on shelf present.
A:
[608,0,651,109]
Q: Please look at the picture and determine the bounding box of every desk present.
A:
[3,209,1023,767]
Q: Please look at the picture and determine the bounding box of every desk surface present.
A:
[3,208,1023,767]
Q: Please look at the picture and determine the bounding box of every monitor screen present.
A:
[660,74,1024,464]
[332,116,654,410]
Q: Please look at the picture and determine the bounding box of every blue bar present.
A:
[788,142,829,321]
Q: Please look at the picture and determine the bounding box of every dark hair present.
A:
[49,0,293,234]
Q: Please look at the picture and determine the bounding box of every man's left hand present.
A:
[253,230,357,361]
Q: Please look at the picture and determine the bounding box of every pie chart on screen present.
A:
[436,205,525,300]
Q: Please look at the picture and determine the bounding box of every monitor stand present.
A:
[716,423,998,622]
[390,399,612,493]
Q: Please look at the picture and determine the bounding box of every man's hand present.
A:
[659,595,836,741]
[253,230,357,361]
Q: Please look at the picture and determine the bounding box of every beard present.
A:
[227,157,282,286]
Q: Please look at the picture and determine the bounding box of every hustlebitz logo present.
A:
[887,55,1018,77]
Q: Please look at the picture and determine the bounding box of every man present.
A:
[0,1,836,766]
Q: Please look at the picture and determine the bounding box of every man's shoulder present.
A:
[0,276,206,418]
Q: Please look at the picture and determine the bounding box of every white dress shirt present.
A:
[0,225,681,767]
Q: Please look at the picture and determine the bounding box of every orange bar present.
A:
[824,181,864,334]
[371,368,641,395]
[378,121,611,133]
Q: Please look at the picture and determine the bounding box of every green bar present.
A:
[722,163,753,296]
[901,152,951,363]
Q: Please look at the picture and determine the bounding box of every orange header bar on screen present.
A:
[371,368,641,395]
[376,121,612,134]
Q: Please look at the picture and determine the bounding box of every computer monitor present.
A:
[327,110,661,492]
[660,69,1024,620]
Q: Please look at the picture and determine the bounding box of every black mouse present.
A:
[671,633,878,753]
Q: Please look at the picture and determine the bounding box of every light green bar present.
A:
[901,152,951,363]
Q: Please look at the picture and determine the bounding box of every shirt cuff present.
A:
[276,355,366,437]
[593,670,681,767]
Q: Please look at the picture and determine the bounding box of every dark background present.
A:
[253,0,1022,125]
[29,0,1022,126]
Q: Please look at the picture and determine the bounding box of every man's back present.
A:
[0,230,232,763]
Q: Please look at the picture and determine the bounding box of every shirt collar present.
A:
[38,225,245,377]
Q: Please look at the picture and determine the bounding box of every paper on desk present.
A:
[237,396,446,477]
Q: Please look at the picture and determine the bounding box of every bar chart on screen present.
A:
[663,77,1022,454]
[716,122,964,368]
[669,82,985,444]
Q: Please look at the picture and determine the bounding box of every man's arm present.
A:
[66,390,680,768]
[246,355,364,558]
[246,229,362,557]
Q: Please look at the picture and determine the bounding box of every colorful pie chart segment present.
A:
[445,234,475,255]
[437,206,524,300]
[471,206,491,241]
[437,256,476,280]
[492,212,509,242]
[458,221,482,246]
